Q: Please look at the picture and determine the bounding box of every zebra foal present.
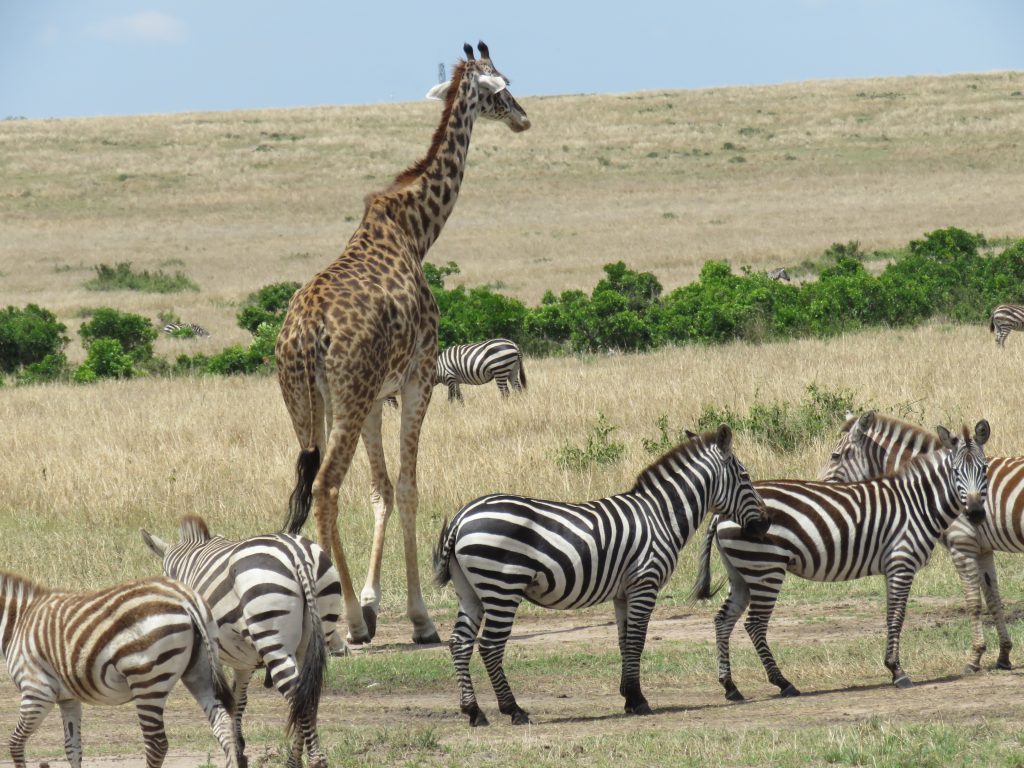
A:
[822,410,1024,672]
[433,425,768,725]
[0,572,238,768]
[695,421,989,701]
[989,303,1024,347]
[142,515,346,768]
[435,338,526,402]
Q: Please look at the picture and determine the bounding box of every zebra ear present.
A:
[936,425,956,449]
[849,410,875,443]
[974,419,991,446]
[716,423,733,455]
[685,429,698,440]
[140,529,168,557]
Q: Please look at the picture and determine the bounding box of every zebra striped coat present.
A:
[821,410,1023,672]
[435,338,526,402]
[695,422,989,701]
[989,303,1024,347]
[161,322,211,338]
[433,425,768,725]
[0,572,238,768]
[141,515,345,768]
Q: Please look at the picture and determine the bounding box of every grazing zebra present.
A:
[161,321,211,337]
[435,338,526,402]
[694,421,989,701]
[821,410,1023,672]
[433,425,768,725]
[766,267,791,282]
[141,515,345,768]
[0,572,238,768]
[989,303,1024,347]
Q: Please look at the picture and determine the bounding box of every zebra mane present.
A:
[0,570,49,598]
[632,430,720,492]
[178,515,212,543]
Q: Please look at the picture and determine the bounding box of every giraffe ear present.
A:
[477,75,507,94]
[425,81,451,100]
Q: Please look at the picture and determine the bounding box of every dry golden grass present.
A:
[2,71,1023,362]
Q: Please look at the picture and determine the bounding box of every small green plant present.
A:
[74,338,136,381]
[642,415,690,456]
[555,413,626,471]
[85,262,199,293]
[0,304,69,374]
[168,325,199,339]
[15,353,68,385]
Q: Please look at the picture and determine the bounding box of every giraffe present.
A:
[276,42,529,645]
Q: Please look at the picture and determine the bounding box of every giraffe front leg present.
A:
[359,400,394,641]
[617,589,656,715]
[58,700,83,768]
[884,567,916,688]
[9,696,54,768]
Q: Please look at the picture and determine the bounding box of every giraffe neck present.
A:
[377,62,485,259]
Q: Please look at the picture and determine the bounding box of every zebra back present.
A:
[436,338,521,385]
[820,410,941,482]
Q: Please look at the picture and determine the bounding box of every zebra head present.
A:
[426,42,531,134]
[704,424,770,536]
[937,420,991,525]
[819,410,883,483]
[141,515,214,579]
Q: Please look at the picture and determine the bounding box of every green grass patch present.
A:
[85,262,199,293]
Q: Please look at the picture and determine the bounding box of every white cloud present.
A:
[85,11,187,45]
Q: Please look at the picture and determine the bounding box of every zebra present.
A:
[161,321,211,337]
[435,338,527,403]
[141,515,346,768]
[694,420,989,701]
[0,571,238,768]
[989,303,1024,347]
[432,425,768,725]
[821,410,1023,672]
[766,267,791,282]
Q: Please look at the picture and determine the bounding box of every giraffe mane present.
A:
[178,514,212,542]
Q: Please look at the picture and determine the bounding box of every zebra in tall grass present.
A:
[435,338,526,402]
[141,515,345,768]
[989,303,1024,347]
[433,425,768,725]
[821,410,1023,672]
[161,321,211,338]
[695,421,990,700]
[0,572,238,768]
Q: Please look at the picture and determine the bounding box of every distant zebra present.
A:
[435,338,526,402]
[142,515,345,768]
[433,425,768,725]
[766,268,791,282]
[821,410,1024,672]
[162,321,211,337]
[0,572,238,768]
[695,421,989,700]
[989,303,1024,347]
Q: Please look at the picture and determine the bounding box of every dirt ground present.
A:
[2,599,1023,767]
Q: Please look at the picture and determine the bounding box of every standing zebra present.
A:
[141,515,345,768]
[694,421,989,701]
[161,321,211,337]
[433,425,768,725]
[989,303,1024,347]
[435,338,526,402]
[0,572,238,768]
[821,410,1023,672]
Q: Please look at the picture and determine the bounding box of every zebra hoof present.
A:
[469,709,489,727]
[893,675,913,689]
[997,660,1013,671]
[413,629,442,645]
[725,689,746,703]
[963,663,982,675]
[361,605,378,640]
[779,684,800,697]
[625,700,653,716]
[511,710,531,725]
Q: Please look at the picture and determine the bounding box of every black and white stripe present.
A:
[766,268,791,282]
[989,303,1024,347]
[822,410,1024,672]
[695,421,990,701]
[162,322,211,337]
[433,425,768,725]
[434,338,526,402]
[141,515,344,768]
[0,572,238,768]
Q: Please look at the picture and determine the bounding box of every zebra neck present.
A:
[893,451,961,530]
[0,573,44,655]
[634,473,711,548]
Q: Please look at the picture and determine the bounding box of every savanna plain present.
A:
[3,71,1024,767]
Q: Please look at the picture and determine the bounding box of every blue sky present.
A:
[2,1,1021,119]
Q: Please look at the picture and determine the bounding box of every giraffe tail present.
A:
[284,447,321,535]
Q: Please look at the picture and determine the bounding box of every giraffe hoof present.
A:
[997,660,1013,671]
[347,627,372,645]
[893,675,913,689]
[413,628,442,645]
[725,689,746,703]
[361,605,378,640]
[780,684,800,697]
[963,663,982,675]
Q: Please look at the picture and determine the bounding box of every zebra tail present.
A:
[688,514,724,603]
[284,447,321,535]
[286,552,326,736]
[518,354,527,391]
[184,599,235,717]
[432,517,454,588]
[990,313,996,333]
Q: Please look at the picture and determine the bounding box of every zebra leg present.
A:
[9,696,54,768]
[478,603,529,725]
[744,583,798,697]
[883,566,916,688]
[132,696,170,768]
[617,589,657,715]
[229,669,252,768]
[496,376,510,398]
[359,399,394,640]
[978,552,1013,670]
[448,382,463,403]
[450,602,488,726]
[713,558,753,702]
[179,666,239,768]
[58,700,83,768]
[947,537,987,673]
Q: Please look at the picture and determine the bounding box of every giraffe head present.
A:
[426,41,530,133]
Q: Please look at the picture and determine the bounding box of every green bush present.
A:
[85,262,199,293]
[237,282,300,333]
[15,353,69,385]
[78,308,158,363]
[0,304,69,374]
[75,338,136,381]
